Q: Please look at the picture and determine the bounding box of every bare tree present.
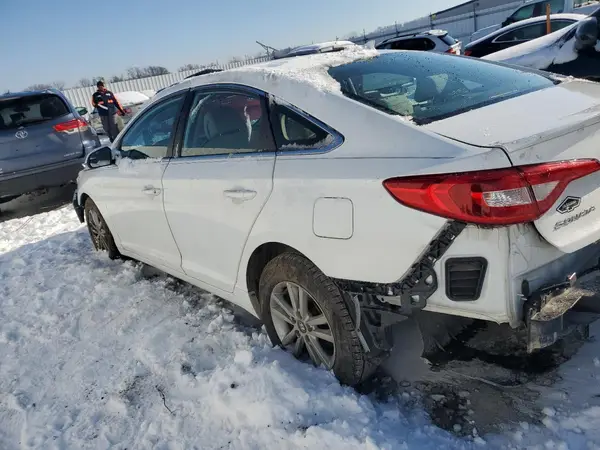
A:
[144,66,170,76]
[25,83,52,91]
[126,67,145,80]
[51,81,66,90]
[110,75,125,82]
[77,78,93,87]
[228,56,243,64]
[179,63,200,72]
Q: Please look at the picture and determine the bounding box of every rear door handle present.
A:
[223,189,257,201]
[142,186,161,196]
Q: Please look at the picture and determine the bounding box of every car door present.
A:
[161,86,276,293]
[100,91,187,271]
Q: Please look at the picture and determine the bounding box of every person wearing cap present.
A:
[91,81,126,142]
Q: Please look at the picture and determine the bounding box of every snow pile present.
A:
[232,46,378,92]
[115,91,150,106]
[0,207,599,449]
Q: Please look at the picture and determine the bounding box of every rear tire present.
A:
[84,198,120,260]
[258,252,377,386]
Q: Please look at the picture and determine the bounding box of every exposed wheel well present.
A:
[245,242,305,310]
[79,193,90,220]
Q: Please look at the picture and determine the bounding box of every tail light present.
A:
[463,49,473,57]
[53,118,89,134]
[446,45,460,55]
[383,160,600,225]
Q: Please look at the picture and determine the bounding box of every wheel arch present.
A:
[244,241,311,313]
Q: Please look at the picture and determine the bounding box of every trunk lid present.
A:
[423,79,600,253]
[0,93,85,175]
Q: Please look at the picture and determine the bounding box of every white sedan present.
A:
[73,49,600,386]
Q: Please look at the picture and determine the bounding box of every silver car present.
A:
[0,89,100,203]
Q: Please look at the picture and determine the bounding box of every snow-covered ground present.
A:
[0,206,599,449]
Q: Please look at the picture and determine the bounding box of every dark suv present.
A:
[0,89,100,203]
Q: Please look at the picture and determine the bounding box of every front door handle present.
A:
[223,189,257,201]
[142,186,161,196]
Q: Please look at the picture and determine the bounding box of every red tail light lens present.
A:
[463,49,473,56]
[383,160,600,225]
[446,47,459,55]
[53,118,88,134]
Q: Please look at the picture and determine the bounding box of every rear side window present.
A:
[328,52,554,125]
[551,20,576,32]
[510,4,536,21]
[388,38,436,51]
[272,105,334,151]
[0,94,69,130]
[440,34,457,45]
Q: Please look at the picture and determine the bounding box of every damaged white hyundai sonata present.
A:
[73,48,600,386]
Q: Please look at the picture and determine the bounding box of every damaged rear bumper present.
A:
[525,264,600,352]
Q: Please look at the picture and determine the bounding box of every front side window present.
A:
[328,51,554,125]
[0,94,69,130]
[119,94,184,159]
[496,23,546,42]
[272,105,334,151]
[180,90,275,157]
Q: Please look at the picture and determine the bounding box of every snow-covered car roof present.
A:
[468,13,586,48]
[156,46,377,100]
[147,47,378,134]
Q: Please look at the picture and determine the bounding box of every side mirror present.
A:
[85,146,114,169]
[575,17,598,52]
[76,106,88,116]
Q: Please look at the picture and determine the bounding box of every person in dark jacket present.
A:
[91,81,126,142]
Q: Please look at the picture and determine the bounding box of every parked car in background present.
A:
[87,91,150,135]
[484,9,600,80]
[273,41,358,59]
[375,30,461,54]
[74,49,600,386]
[0,89,100,203]
[464,13,583,57]
[469,0,599,42]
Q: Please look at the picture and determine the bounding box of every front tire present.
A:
[84,198,120,260]
[258,252,376,386]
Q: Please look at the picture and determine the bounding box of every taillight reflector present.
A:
[463,49,473,57]
[53,118,88,134]
[383,160,600,225]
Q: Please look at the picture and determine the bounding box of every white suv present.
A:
[73,49,600,386]
[375,29,462,54]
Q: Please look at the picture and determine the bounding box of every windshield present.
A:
[0,93,69,130]
[328,52,555,124]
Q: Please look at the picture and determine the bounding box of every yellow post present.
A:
[546,3,551,34]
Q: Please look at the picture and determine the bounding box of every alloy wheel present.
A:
[269,281,335,369]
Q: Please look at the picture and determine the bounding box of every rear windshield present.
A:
[0,93,69,130]
[328,52,555,125]
[440,34,457,45]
